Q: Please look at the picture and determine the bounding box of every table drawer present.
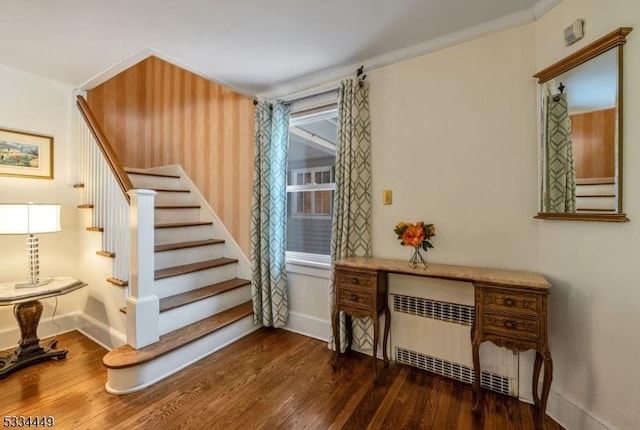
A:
[482,290,540,317]
[336,270,376,290]
[338,285,373,309]
[482,313,539,339]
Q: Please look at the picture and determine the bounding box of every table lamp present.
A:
[0,203,61,288]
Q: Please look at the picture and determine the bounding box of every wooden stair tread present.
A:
[155,239,224,252]
[87,227,104,232]
[119,278,251,314]
[160,278,251,312]
[77,204,93,209]
[155,258,237,280]
[96,250,115,258]
[107,277,128,287]
[155,221,212,229]
[103,301,254,369]
[152,188,191,193]
[125,170,180,179]
[73,183,84,188]
[155,204,201,209]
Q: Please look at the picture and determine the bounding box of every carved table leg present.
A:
[383,306,390,367]
[345,314,353,352]
[331,307,340,369]
[532,351,543,408]
[0,300,68,379]
[539,348,553,429]
[471,329,482,414]
[372,316,379,382]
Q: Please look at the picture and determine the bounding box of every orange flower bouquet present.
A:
[394,221,435,268]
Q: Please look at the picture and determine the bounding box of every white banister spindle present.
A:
[126,189,159,348]
[77,99,160,349]
[77,110,130,283]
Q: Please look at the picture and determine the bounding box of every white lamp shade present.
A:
[0,203,61,234]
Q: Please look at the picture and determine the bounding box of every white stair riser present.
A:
[155,244,225,270]
[154,208,201,224]
[159,285,252,335]
[154,191,195,206]
[155,225,214,245]
[155,264,238,298]
[128,174,181,190]
[105,316,259,394]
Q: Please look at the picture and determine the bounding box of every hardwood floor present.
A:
[1,330,563,430]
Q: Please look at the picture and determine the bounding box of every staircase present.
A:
[97,166,258,394]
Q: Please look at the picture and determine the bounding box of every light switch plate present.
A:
[383,190,392,205]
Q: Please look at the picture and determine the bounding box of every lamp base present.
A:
[14,278,52,289]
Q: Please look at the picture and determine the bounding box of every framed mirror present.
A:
[534,27,632,222]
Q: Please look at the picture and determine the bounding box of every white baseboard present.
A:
[0,311,80,351]
[283,311,331,342]
[547,389,614,430]
[76,312,126,351]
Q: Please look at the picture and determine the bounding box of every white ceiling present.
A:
[0,0,552,97]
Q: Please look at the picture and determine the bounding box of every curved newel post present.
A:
[126,189,159,348]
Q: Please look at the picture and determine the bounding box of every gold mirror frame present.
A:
[534,27,632,222]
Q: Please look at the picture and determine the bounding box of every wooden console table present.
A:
[0,277,87,379]
[332,257,552,426]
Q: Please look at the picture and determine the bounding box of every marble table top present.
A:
[335,257,550,290]
[0,276,87,305]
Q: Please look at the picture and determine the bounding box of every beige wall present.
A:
[535,1,640,429]
[367,6,640,428]
[87,57,255,255]
[0,64,84,348]
[369,24,538,270]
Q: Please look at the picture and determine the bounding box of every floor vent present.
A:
[392,293,475,326]
[396,347,511,396]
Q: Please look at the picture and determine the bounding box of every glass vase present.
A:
[409,246,427,268]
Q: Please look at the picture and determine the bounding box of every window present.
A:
[290,166,334,218]
[286,107,337,260]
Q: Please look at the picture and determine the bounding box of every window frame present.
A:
[288,165,335,219]
[285,101,338,264]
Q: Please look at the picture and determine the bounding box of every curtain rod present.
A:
[254,65,366,106]
[282,88,339,106]
[253,87,338,106]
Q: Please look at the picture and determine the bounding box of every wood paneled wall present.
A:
[87,56,255,255]
[571,108,615,180]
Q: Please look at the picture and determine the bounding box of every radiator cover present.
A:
[389,274,518,396]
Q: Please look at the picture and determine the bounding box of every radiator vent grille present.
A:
[396,347,510,396]
[392,294,475,326]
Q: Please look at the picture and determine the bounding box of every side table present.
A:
[331,265,390,381]
[472,282,552,429]
[0,277,87,379]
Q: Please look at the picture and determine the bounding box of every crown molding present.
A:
[77,48,153,91]
[78,0,561,100]
[257,0,561,101]
[77,48,253,98]
[533,0,562,20]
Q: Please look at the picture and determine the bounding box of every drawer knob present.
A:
[350,278,359,285]
[504,320,515,329]
[504,298,515,306]
[351,294,358,301]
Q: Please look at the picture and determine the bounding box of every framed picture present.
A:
[0,128,53,179]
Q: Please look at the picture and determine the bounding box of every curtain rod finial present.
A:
[356,65,367,86]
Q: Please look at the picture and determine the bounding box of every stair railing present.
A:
[77,96,132,283]
[76,96,159,348]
